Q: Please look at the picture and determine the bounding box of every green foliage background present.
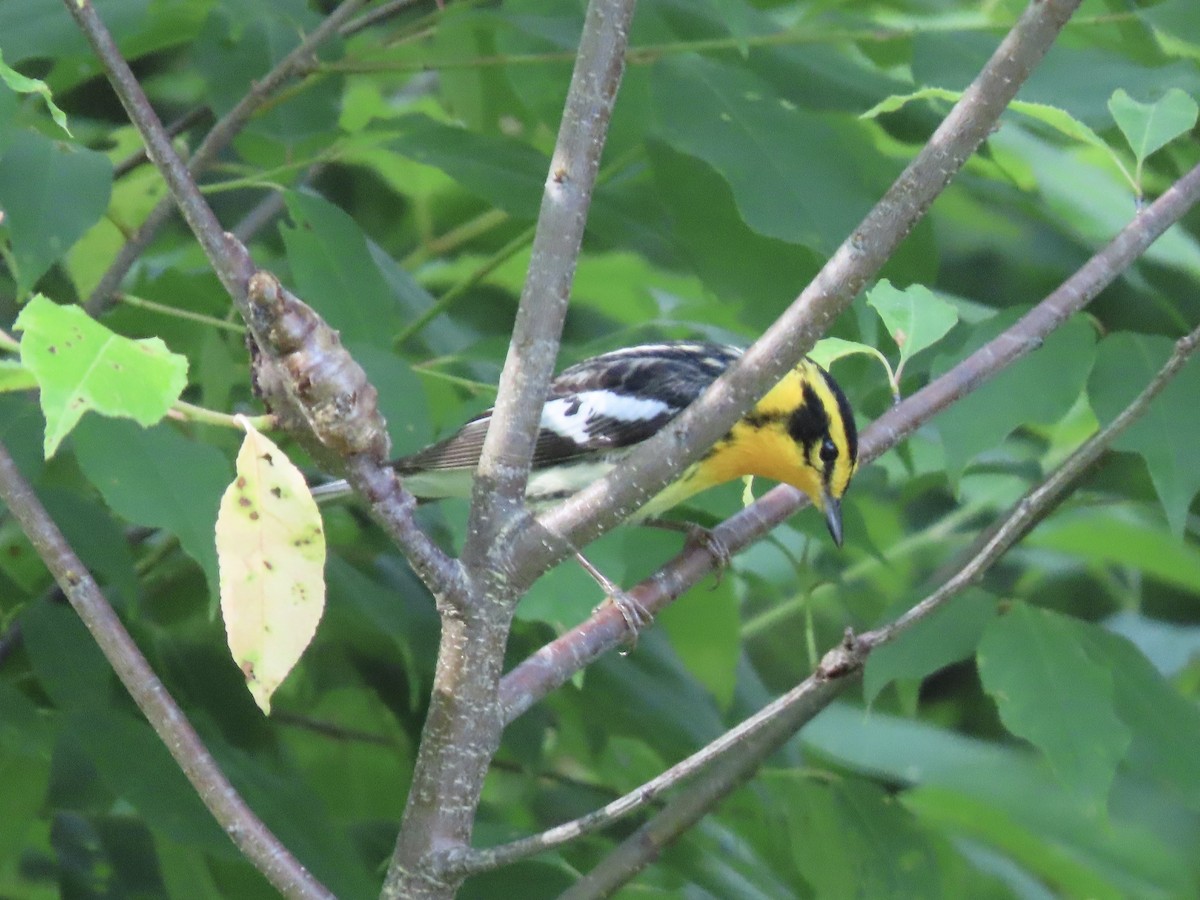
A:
[2,0,1200,897]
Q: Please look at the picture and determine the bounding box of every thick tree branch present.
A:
[499,157,1200,722]
[461,0,637,573]
[384,2,639,897]
[528,0,1084,571]
[84,0,367,315]
[0,444,334,900]
[551,317,1200,898]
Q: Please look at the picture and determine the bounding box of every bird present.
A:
[313,341,859,628]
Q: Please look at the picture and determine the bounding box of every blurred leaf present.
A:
[932,313,1095,480]
[40,488,140,606]
[864,589,997,704]
[0,754,49,866]
[20,599,114,712]
[1088,332,1200,537]
[0,131,111,295]
[647,141,820,313]
[808,705,1196,899]
[74,417,230,599]
[0,357,36,392]
[657,566,740,709]
[1109,88,1198,167]
[583,628,725,759]
[992,124,1200,275]
[217,423,325,715]
[1077,624,1200,808]
[1029,507,1200,594]
[65,709,232,853]
[387,114,546,219]
[651,54,876,252]
[772,775,944,899]
[977,603,1130,811]
[867,280,959,369]
[279,191,403,347]
[15,295,187,457]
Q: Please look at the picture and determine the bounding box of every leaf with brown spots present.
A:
[216,419,326,715]
[14,294,187,457]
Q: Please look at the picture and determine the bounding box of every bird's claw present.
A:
[598,589,653,650]
[683,524,732,582]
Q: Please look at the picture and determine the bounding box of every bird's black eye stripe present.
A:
[787,382,830,449]
[818,367,858,464]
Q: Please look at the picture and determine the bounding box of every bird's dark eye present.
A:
[819,438,838,463]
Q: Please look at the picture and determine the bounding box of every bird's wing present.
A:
[395,342,741,474]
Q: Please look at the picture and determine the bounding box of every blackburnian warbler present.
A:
[313,341,859,545]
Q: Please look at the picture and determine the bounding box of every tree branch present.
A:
[526,0,1084,571]
[67,0,462,603]
[0,443,334,900]
[383,1,639,896]
[498,156,1200,723]
[461,0,637,576]
[84,0,367,315]
[551,316,1200,898]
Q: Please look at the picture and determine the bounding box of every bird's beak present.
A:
[822,490,844,548]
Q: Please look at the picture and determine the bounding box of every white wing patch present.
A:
[540,391,672,443]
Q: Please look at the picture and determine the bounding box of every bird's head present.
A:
[732,358,859,546]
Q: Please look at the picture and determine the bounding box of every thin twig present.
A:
[553,317,1200,898]
[498,159,1200,721]
[68,0,459,603]
[112,106,212,179]
[500,0,1111,721]
[528,0,1086,576]
[84,0,366,315]
[0,442,334,900]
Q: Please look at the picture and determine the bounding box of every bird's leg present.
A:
[640,517,732,582]
[572,551,653,644]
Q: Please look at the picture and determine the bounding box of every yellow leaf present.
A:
[216,420,325,714]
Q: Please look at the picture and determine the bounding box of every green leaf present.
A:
[932,313,1095,480]
[657,566,740,710]
[1027,508,1200,594]
[0,48,70,135]
[808,337,886,371]
[15,295,188,457]
[0,131,111,295]
[65,709,232,852]
[1109,88,1199,167]
[74,417,230,600]
[647,141,820,312]
[1076,625,1200,808]
[387,113,547,219]
[977,603,1131,811]
[864,88,1112,154]
[771,775,944,898]
[651,54,875,252]
[279,191,403,347]
[1088,332,1200,538]
[20,599,114,712]
[864,589,997,704]
[866,280,959,369]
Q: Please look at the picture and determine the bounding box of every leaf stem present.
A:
[170,400,273,431]
[116,293,247,333]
